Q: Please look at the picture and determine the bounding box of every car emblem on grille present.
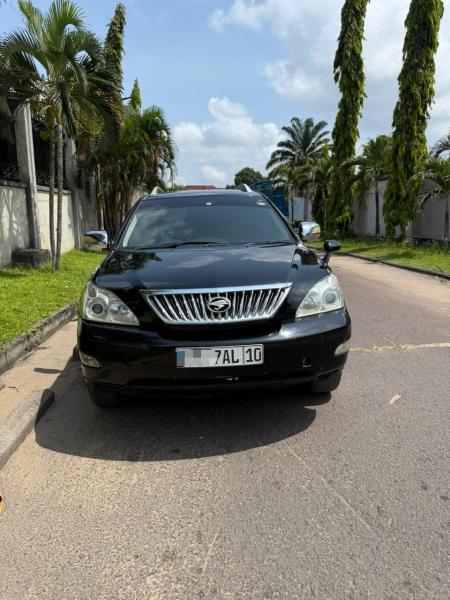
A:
[208,296,231,313]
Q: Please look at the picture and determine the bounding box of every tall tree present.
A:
[130,78,141,112]
[329,0,370,232]
[234,167,263,187]
[91,2,126,235]
[345,135,391,237]
[266,117,329,179]
[383,0,444,238]
[103,3,126,93]
[0,0,120,269]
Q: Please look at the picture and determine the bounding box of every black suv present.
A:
[78,188,351,406]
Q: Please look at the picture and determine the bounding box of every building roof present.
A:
[183,185,218,191]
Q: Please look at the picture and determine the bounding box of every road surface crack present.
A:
[283,444,374,533]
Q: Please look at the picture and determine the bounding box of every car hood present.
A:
[94,244,326,292]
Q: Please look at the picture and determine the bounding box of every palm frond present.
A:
[268,116,329,174]
[430,133,450,158]
[45,0,85,41]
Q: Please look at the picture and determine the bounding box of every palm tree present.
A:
[345,135,391,238]
[410,158,450,248]
[296,147,333,228]
[273,165,303,221]
[138,106,175,192]
[266,117,329,179]
[97,83,175,240]
[0,0,120,269]
[272,149,332,227]
[114,105,174,214]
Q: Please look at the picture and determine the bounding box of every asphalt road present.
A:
[1,256,449,600]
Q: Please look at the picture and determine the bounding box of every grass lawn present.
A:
[0,249,103,348]
[310,238,450,275]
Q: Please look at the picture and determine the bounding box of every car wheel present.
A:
[87,383,121,407]
[309,371,342,394]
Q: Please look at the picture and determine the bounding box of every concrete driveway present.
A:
[0,256,449,599]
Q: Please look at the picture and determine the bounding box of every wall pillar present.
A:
[14,104,41,248]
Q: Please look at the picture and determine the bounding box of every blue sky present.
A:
[2,0,450,186]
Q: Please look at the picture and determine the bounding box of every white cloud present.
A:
[173,97,281,185]
[262,61,323,99]
[174,175,187,187]
[200,165,227,186]
[208,96,248,121]
[209,0,450,145]
[209,0,341,103]
[208,0,269,32]
[173,122,204,146]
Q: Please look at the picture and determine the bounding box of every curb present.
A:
[0,389,55,470]
[0,302,78,377]
[338,252,450,281]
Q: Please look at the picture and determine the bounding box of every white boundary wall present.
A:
[0,106,97,267]
[0,181,30,267]
[0,181,80,266]
[353,179,446,241]
[37,187,75,255]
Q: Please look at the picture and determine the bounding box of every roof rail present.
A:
[237,184,253,193]
[150,186,165,195]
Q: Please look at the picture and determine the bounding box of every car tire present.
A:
[309,371,342,394]
[87,383,121,407]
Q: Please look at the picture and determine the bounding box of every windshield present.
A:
[119,194,294,249]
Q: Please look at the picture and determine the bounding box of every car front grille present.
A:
[141,284,292,325]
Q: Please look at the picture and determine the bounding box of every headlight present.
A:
[296,274,344,319]
[81,282,139,326]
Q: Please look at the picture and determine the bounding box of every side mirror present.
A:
[299,221,321,242]
[84,230,108,249]
[323,239,341,266]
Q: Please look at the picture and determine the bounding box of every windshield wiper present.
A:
[170,241,226,247]
[130,241,226,250]
[245,240,292,247]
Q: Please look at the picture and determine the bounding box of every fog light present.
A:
[334,340,351,356]
[79,351,101,368]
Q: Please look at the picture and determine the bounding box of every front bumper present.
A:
[78,309,351,394]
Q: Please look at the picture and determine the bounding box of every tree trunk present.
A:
[444,195,449,250]
[114,189,121,235]
[102,184,116,249]
[54,123,64,271]
[375,180,380,239]
[48,134,56,266]
[98,204,104,230]
[125,184,132,215]
[95,167,105,230]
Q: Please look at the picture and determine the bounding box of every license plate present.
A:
[176,345,264,368]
